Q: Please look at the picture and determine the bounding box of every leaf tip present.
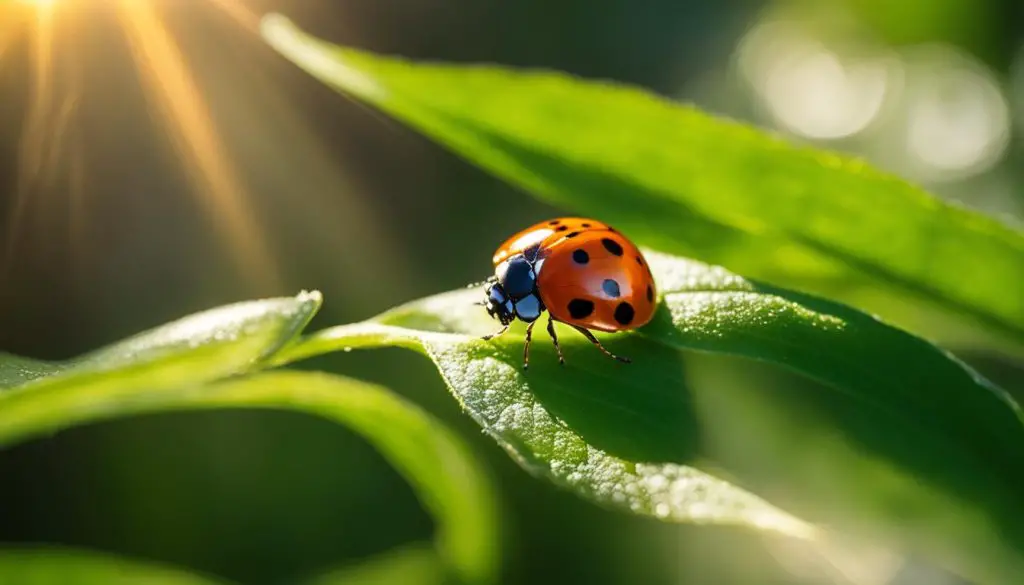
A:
[296,288,323,307]
[258,12,293,42]
[259,12,387,101]
[268,289,324,356]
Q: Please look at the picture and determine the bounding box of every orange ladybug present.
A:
[480,217,657,368]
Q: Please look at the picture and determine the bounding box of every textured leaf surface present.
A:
[273,250,1024,585]
[260,14,1024,355]
[0,291,322,392]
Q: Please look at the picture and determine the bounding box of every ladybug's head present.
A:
[483,280,516,326]
[482,254,544,326]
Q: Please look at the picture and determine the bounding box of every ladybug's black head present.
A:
[482,254,544,326]
[483,281,515,326]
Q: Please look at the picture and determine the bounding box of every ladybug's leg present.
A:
[481,324,509,341]
[568,324,632,364]
[522,321,536,369]
[546,315,565,366]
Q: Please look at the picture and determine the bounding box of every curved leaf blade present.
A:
[272,251,1024,584]
[69,291,323,372]
[260,14,1024,354]
[275,322,819,539]
[0,353,61,388]
[0,291,322,392]
[0,371,499,585]
[0,292,323,442]
[301,543,444,585]
[637,251,1024,472]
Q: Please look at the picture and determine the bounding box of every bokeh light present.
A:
[730,8,1014,189]
[737,20,897,141]
[894,44,1010,181]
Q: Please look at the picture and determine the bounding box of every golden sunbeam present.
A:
[67,117,87,273]
[36,90,80,196]
[59,46,87,268]
[5,2,56,266]
[116,0,280,289]
[0,15,24,63]
[5,0,417,305]
[202,3,423,304]
[207,0,261,33]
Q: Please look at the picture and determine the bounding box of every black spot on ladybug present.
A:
[614,302,635,325]
[566,231,581,238]
[646,285,654,303]
[602,279,621,298]
[636,256,644,266]
[581,223,591,228]
[602,238,624,256]
[572,249,589,265]
[555,225,569,232]
[607,226,618,233]
[568,299,595,319]
[549,219,561,225]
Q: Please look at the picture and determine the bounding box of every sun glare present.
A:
[117,0,276,285]
[2,0,284,288]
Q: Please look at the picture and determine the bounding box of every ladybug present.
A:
[479,217,657,368]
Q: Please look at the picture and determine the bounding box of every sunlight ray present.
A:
[64,53,87,266]
[207,0,261,33]
[4,0,416,301]
[5,2,56,264]
[116,0,279,288]
[0,15,23,63]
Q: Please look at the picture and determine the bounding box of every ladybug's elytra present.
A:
[479,217,657,368]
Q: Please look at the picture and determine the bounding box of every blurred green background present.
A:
[1,0,1023,584]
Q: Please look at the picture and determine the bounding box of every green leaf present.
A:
[0,291,323,441]
[0,353,62,388]
[0,292,497,584]
[259,14,1024,355]
[0,291,322,392]
[271,250,1024,585]
[0,371,498,585]
[301,543,444,585]
[0,547,232,585]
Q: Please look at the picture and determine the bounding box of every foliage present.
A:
[3,10,1024,585]
[260,14,1024,357]
[0,295,498,585]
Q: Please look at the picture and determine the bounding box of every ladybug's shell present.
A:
[492,217,657,332]
[491,217,603,265]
